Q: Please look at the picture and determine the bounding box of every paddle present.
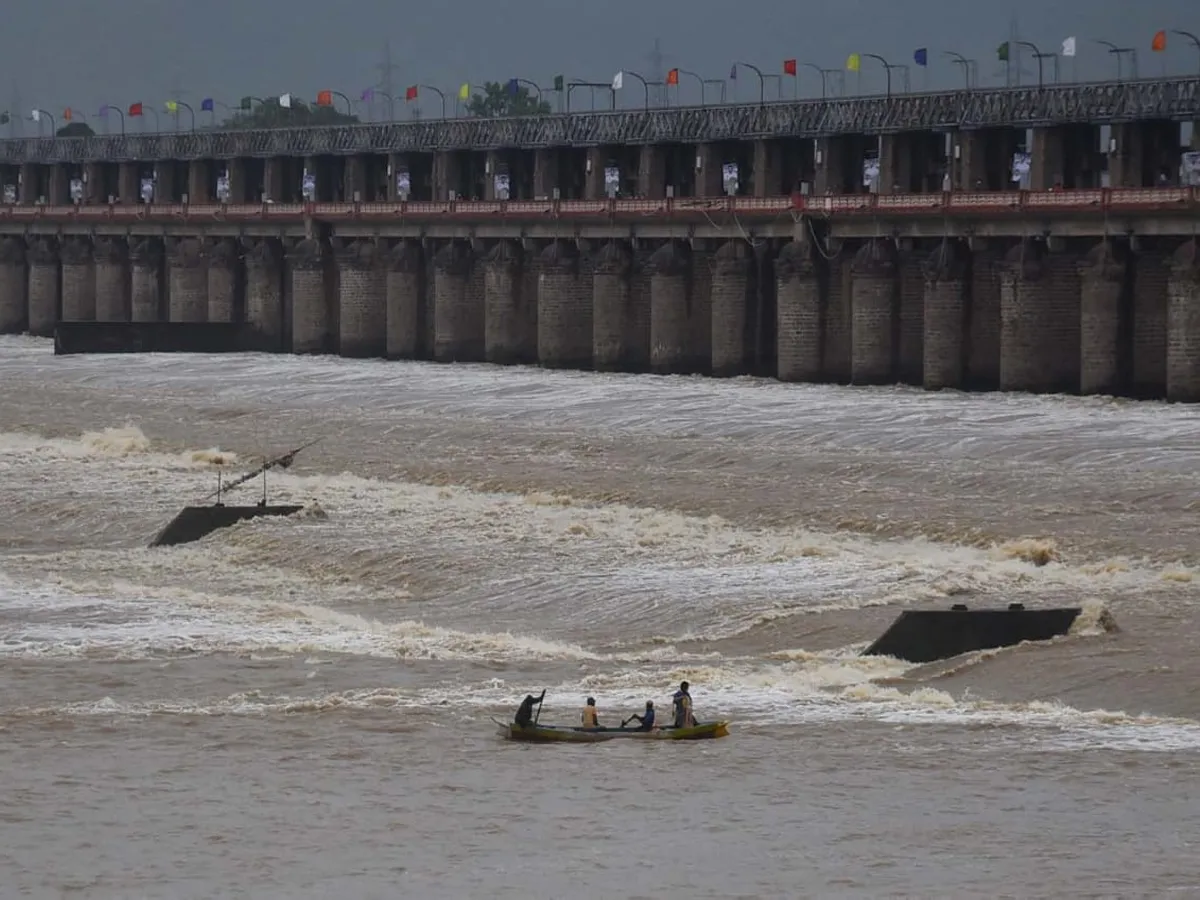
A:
[532,689,546,725]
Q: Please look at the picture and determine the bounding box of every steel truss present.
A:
[2,78,1198,164]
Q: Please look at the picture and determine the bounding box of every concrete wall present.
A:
[11,229,1200,402]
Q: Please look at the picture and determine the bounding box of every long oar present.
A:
[532,690,546,725]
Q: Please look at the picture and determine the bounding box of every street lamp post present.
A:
[732,61,767,105]
[1015,41,1058,88]
[418,85,446,119]
[30,108,55,136]
[1172,30,1200,74]
[513,79,542,100]
[170,100,196,131]
[331,91,353,116]
[619,71,651,108]
[863,54,909,98]
[943,52,977,89]
[672,68,705,103]
[99,105,125,134]
[1095,40,1137,80]
[566,81,615,112]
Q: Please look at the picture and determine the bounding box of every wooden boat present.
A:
[495,719,730,743]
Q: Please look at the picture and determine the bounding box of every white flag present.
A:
[612,71,624,91]
[279,93,292,109]
[30,109,39,122]
[1062,36,1076,57]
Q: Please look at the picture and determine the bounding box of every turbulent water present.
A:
[2,334,1200,898]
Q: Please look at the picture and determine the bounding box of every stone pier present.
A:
[27,238,59,336]
[0,237,26,333]
[711,241,753,378]
[1167,240,1200,402]
[433,240,482,362]
[922,240,970,391]
[775,238,823,383]
[538,240,590,369]
[1079,240,1130,396]
[649,241,693,375]
[60,237,96,322]
[245,239,284,350]
[130,239,163,323]
[206,239,241,324]
[167,237,208,323]
[484,240,533,365]
[386,241,423,359]
[336,238,386,358]
[289,238,333,354]
[94,238,129,322]
[850,239,899,385]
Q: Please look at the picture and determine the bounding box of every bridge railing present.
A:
[0,187,1196,223]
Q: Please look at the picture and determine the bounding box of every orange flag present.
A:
[316,89,333,106]
[666,68,679,86]
[63,107,72,122]
[1152,30,1167,52]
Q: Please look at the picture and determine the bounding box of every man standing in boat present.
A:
[672,681,695,728]
[581,696,601,729]
[513,690,545,728]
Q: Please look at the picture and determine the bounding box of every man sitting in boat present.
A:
[513,690,545,728]
[627,700,656,731]
[672,681,695,728]
[581,697,601,729]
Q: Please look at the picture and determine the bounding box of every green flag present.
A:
[0,112,9,125]
[239,96,253,111]
[553,74,564,91]
[997,42,1010,62]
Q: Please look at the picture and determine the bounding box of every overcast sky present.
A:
[5,0,1198,122]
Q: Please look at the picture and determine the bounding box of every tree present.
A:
[465,82,551,118]
[220,96,359,130]
[57,122,94,138]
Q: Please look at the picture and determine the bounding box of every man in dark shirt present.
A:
[513,690,545,728]
[627,700,656,731]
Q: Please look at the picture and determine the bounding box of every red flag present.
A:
[128,102,143,117]
[62,107,72,122]
[405,85,418,101]
[783,59,797,76]
[1152,30,1167,52]
[316,90,333,107]
[666,68,679,86]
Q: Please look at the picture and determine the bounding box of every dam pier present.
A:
[4,77,1200,400]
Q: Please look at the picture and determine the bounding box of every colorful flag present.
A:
[846,53,861,72]
[612,71,624,90]
[30,109,40,122]
[1152,30,1167,52]
[666,68,679,86]
[361,88,374,102]
[405,85,418,101]
[553,74,564,91]
[165,100,179,113]
[1061,36,1076,58]
[913,48,928,67]
[729,64,737,79]
[278,93,292,109]
[239,96,253,110]
[63,108,72,122]
[128,102,143,117]
[200,98,214,112]
[0,112,8,125]
[97,105,109,119]
[458,83,470,100]
[997,42,1010,62]
[506,79,520,95]
[783,59,797,76]
[316,90,333,106]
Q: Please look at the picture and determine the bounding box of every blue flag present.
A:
[913,48,928,67]
[729,64,738,79]
[200,97,215,111]
[506,78,520,95]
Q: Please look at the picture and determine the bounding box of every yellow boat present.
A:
[496,720,730,743]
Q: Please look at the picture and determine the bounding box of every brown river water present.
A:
[2,334,1200,899]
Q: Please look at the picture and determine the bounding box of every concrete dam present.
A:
[3,75,1200,401]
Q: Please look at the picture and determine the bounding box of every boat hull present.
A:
[498,721,730,743]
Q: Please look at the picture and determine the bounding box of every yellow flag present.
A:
[165,100,179,113]
[846,53,861,72]
[458,83,470,100]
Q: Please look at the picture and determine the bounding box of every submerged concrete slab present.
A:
[862,603,1083,664]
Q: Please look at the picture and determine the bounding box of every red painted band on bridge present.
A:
[0,188,1194,222]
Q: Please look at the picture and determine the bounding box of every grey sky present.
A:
[5,0,1198,121]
